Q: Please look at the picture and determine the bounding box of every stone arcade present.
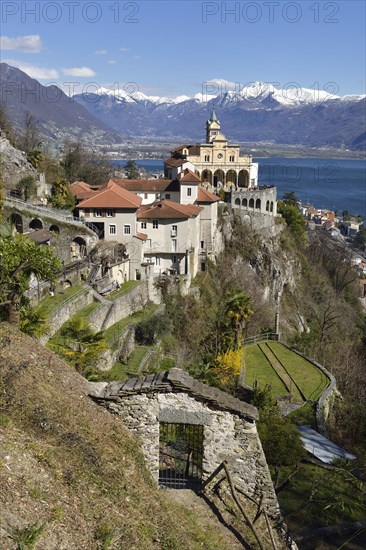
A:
[89,368,280,517]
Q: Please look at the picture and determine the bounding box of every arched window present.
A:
[249,198,254,209]
[50,224,60,234]
[242,198,248,207]
[270,201,274,212]
[235,198,240,205]
[255,199,261,209]
[266,200,270,211]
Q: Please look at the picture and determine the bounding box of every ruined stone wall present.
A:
[102,390,280,518]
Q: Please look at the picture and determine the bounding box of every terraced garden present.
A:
[244,341,329,403]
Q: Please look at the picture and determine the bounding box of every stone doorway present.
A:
[159,422,204,490]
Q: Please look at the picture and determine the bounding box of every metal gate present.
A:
[159,423,204,490]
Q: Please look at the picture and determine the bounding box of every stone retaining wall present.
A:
[88,281,158,333]
[40,289,93,344]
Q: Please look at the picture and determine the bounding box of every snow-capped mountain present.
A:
[73,80,365,151]
[1,63,364,151]
[86,80,365,107]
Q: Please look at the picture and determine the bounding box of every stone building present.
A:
[164,108,258,189]
[89,368,280,518]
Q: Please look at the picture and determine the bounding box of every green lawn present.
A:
[244,341,329,403]
[244,344,289,397]
[267,342,329,400]
[105,280,141,301]
[36,285,84,318]
[259,343,303,402]
[104,303,159,344]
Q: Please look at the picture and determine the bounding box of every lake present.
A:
[113,158,366,218]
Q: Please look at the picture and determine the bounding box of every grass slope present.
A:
[36,285,84,318]
[244,342,329,402]
[0,323,238,550]
[244,343,288,396]
[267,342,329,401]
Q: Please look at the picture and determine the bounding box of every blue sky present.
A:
[1,0,365,97]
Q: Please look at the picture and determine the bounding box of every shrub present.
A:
[135,314,172,345]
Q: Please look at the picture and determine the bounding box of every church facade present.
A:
[164,108,258,189]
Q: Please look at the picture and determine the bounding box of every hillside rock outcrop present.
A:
[0,130,36,188]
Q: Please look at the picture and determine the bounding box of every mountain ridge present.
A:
[0,63,123,145]
[1,64,365,151]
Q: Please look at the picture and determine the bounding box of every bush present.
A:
[135,314,171,345]
[253,385,305,466]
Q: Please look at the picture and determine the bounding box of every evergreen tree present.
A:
[125,160,140,179]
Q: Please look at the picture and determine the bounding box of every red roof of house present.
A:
[169,145,201,156]
[179,169,200,184]
[164,157,189,167]
[69,181,103,200]
[137,200,202,220]
[197,187,220,203]
[114,179,180,193]
[77,180,141,209]
[134,232,148,241]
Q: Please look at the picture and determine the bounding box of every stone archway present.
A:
[50,224,60,234]
[201,169,212,185]
[238,170,249,188]
[226,170,237,187]
[29,218,43,230]
[72,236,87,259]
[9,213,23,233]
[214,169,225,188]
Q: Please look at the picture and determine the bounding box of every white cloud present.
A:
[3,59,58,79]
[207,78,239,90]
[95,49,108,55]
[108,60,116,64]
[119,47,130,52]
[62,67,96,77]
[0,34,42,53]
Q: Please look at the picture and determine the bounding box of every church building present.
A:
[164,108,258,189]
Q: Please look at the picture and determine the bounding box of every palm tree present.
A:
[224,290,253,348]
[50,317,108,374]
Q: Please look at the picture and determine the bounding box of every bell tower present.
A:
[206,107,221,143]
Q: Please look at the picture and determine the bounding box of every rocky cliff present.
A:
[0,131,36,188]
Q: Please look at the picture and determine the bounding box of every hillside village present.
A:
[1,110,366,550]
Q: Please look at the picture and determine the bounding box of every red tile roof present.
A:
[179,169,201,183]
[134,232,148,241]
[164,157,189,167]
[114,178,180,192]
[69,181,103,200]
[77,180,141,209]
[137,200,202,220]
[197,187,221,203]
[170,145,201,156]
